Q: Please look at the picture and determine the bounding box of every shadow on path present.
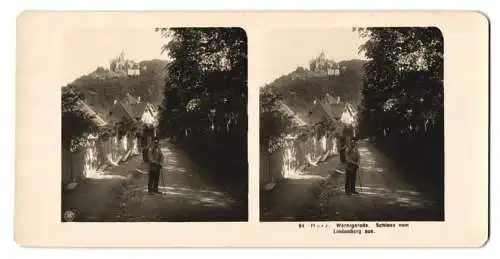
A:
[261,140,444,222]
[63,140,247,222]
[105,140,247,222]
[299,140,444,221]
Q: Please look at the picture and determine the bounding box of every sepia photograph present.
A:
[60,27,248,222]
[15,11,488,247]
[260,27,444,221]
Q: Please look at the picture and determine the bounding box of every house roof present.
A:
[110,100,155,121]
[106,101,133,123]
[279,95,332,127]
[325,94,337,104]
[77,101,108,127]
[123,93,139,105]
[345,103,357,116]
[320,101,346,121]
[149,103,159,113]
[132,102,148,118]
[105,93,158,125]
[306,103,330,125]
[119,101,135,119]
[277,100,307,127]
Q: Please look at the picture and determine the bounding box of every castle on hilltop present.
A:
[309,51,346,77]
[109,51,141,77]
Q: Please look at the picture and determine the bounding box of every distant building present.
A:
[107,93,158,127]
[127,65,140,76]
[318,94,357,130]
[327,67,340,76]
[309,51,341,77]
[109,52,141,77]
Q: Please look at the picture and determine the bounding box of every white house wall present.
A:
[141,110,157,126]
[340,109,355,125]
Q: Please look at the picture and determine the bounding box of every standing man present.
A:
[140,127,150,163]
[148,137,164,194]
[345,138,360,195]
[335,124,347,164]
[138,127,151,174]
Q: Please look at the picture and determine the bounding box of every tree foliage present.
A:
[259,85,293,142]
[259,58,366,146]
[268,60,366,104]
[61,87,97,150]
[356,27,444,187]
[156,27,248,179]
[66,59,167,114]
[115,115,139,138]
[156,27,247,137]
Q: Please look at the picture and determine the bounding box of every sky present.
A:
[60,28,168,87]
[255,28,368,87]
[60,27,368,88]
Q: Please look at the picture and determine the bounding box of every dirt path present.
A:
[301,140,444,221]
[260,155,341,221]
[103,140,247,222]
[261,140,443,222]
[63,140,247,222]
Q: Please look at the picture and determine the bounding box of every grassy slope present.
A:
[66,59,168,113]
[266,59,366,126]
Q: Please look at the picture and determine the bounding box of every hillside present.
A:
[267,59,366,104]
[260,59,366,141]
[65,59,168,115]
[263,59,366,126]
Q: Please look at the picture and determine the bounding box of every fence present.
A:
[260,133,339,186]
[61,133,140,188]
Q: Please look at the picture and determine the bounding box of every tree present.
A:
[155,27,248,177]
[356,27,443,138]
[66,59,168,113]
[356,27,444,183]
[115,115,138,138]
[295,66,307,73]
[309,59,317,72]
[156,27,247,140]
[61,87,97,150]
[260,85,292,142]
[95,66,106,73]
